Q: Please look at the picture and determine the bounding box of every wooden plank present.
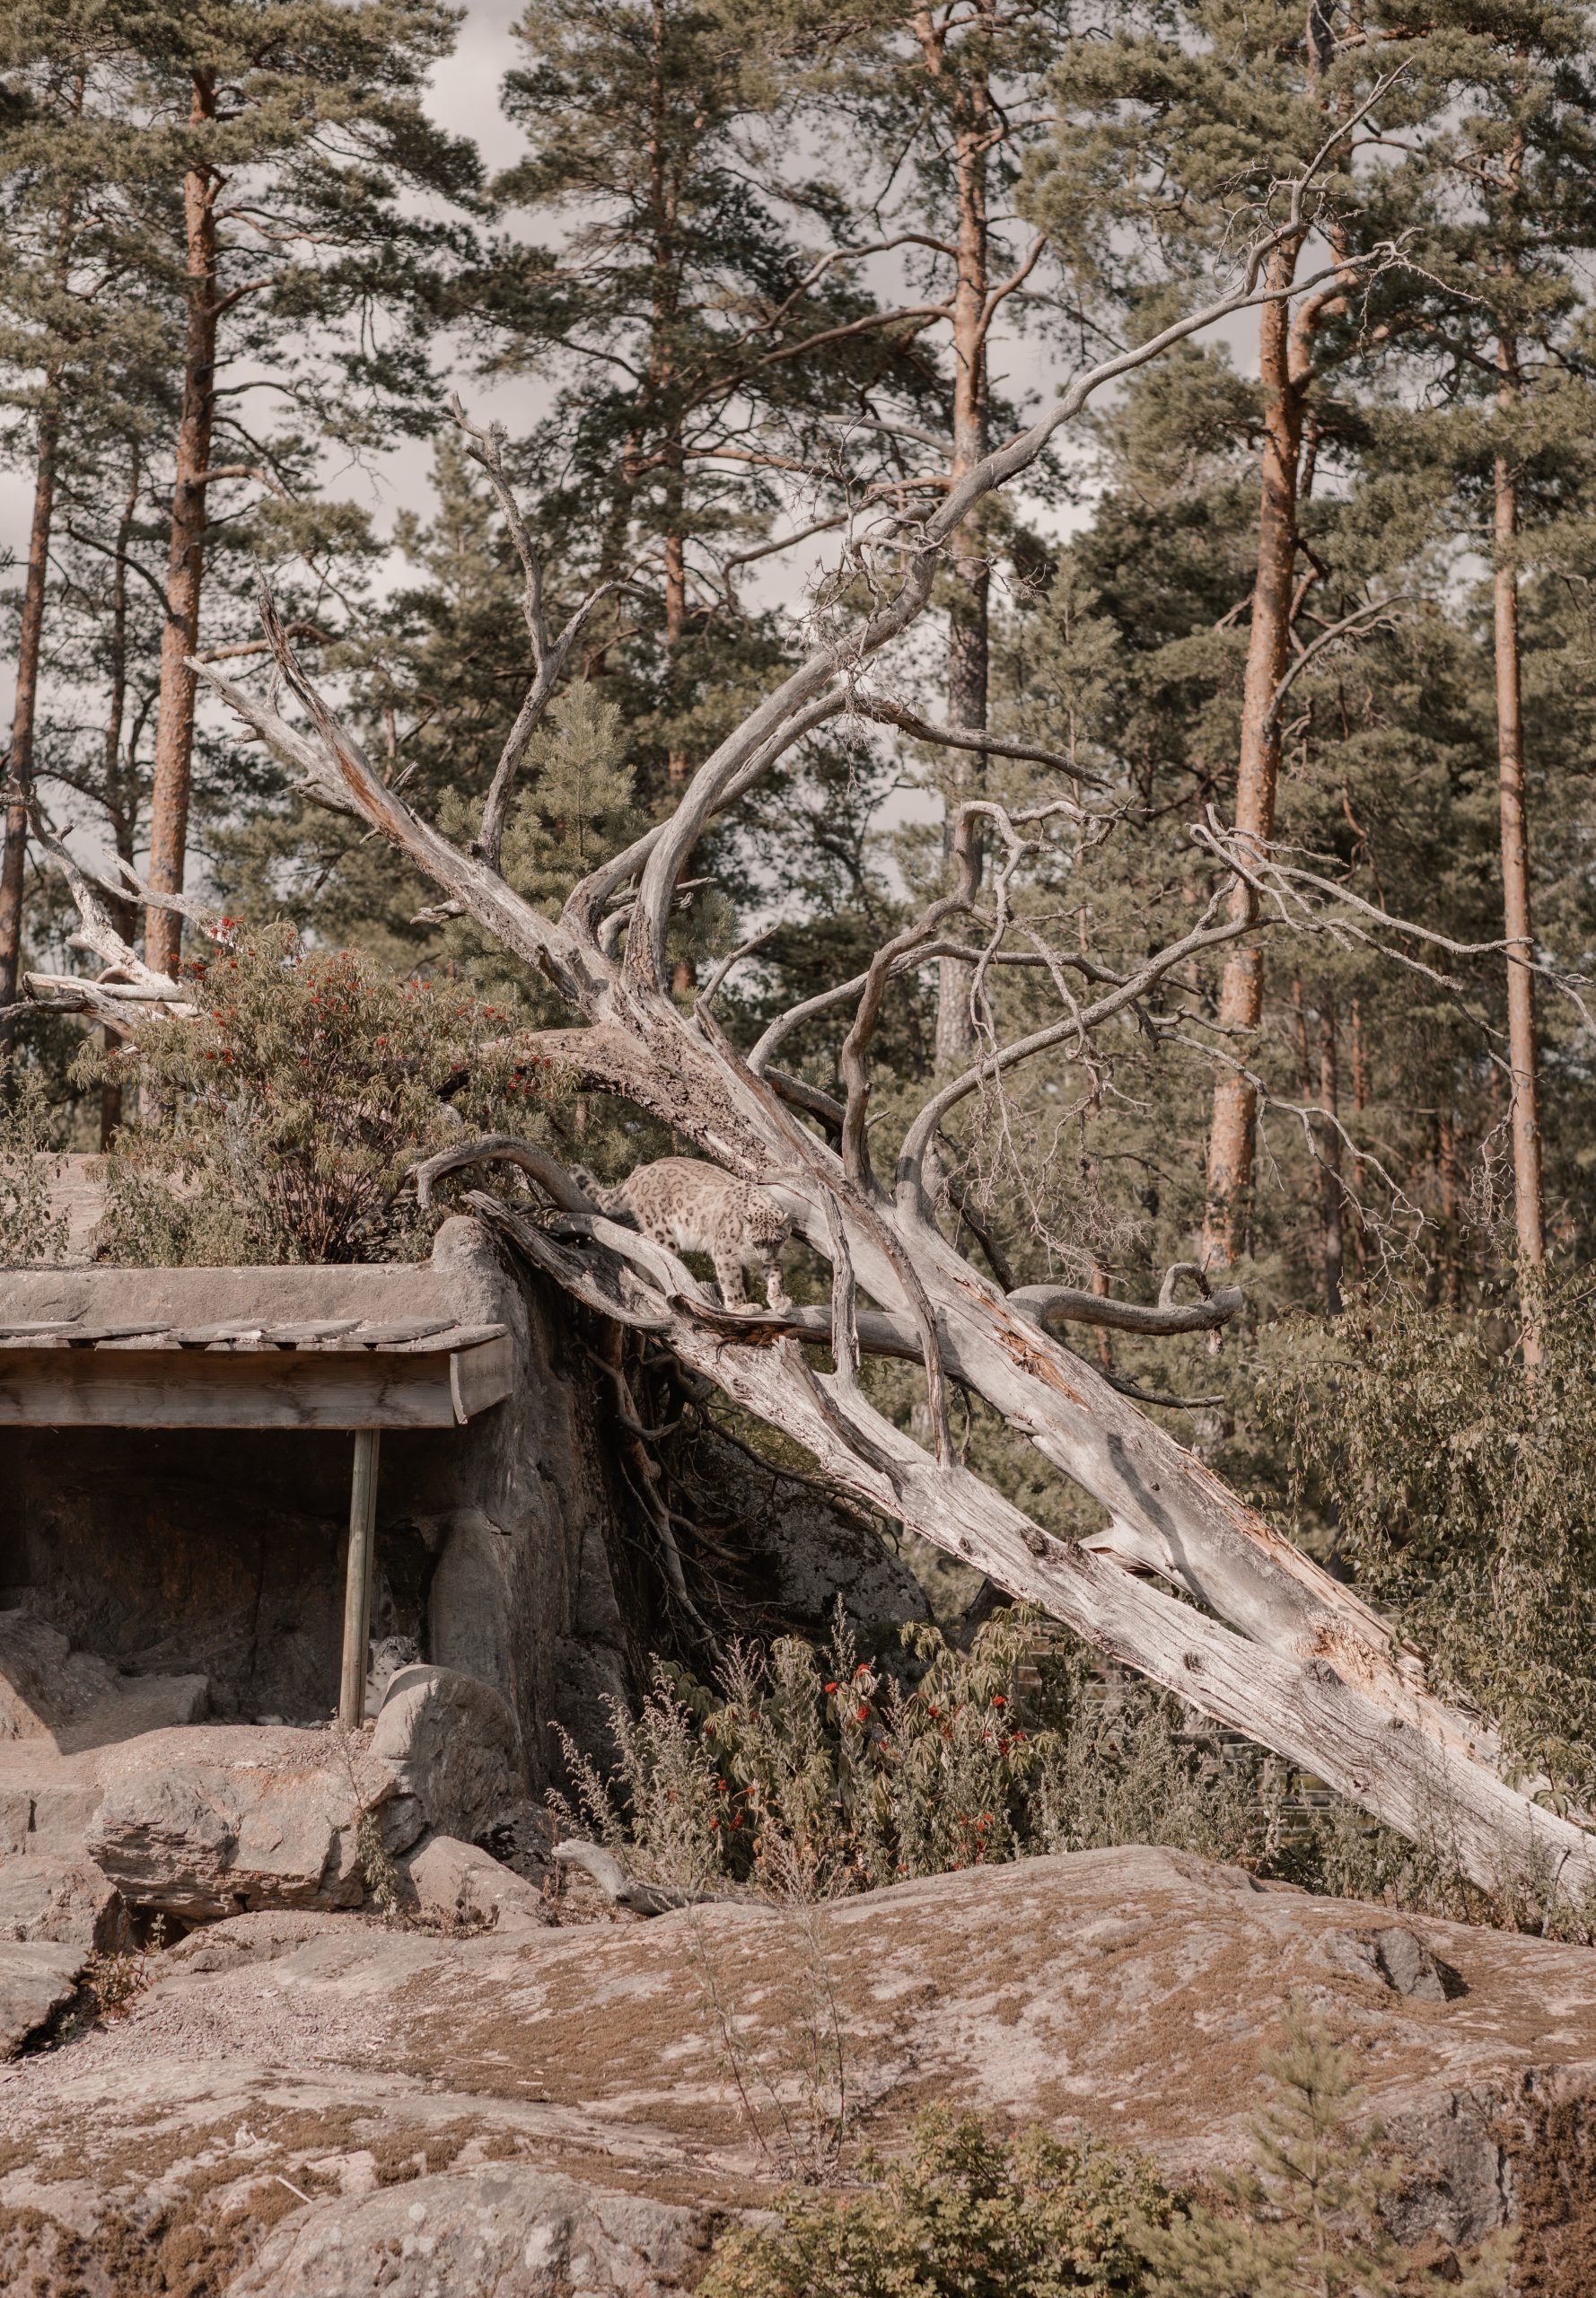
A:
[423,1321,506,1352]
[263,1320,364,1346]
[448,1334,514,1424]
[65,1322,171,1346]
[340,1318,457,1348]
[172,1323,268,1348]
[0,1320,83,1340]
[0,1346,464,1429]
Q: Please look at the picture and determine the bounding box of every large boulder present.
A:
[0,1851,127,1952]
[370,1664,527,1843]
[396,1832,548,1935]
[226,2164,718,2296]
[83,1726,411,1922]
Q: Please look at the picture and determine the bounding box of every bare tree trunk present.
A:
[100,455,140,1145]
[645,0,697,992]
[1493,337,1545,1361]
[0,380,61,1059]
[145,70,220,979]
[1318,996,1343,1313]
[1436,1108,1460,1310]
[1346,996,1367,1280]
[934,28,993,1071]
[1201,241,1304,1264]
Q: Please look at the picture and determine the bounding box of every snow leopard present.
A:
[574,1156,791,1308]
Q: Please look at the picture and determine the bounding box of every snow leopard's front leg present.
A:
[758,1246,788,1311]
[711,1249,750,1306]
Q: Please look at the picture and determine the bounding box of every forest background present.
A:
[6,0,1596,1855]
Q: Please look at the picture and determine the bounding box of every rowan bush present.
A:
[83,922,556,1264]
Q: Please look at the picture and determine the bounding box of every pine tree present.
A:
[1024,0,1492,1268]
[1140,2004,1513,2298]
[75,0,483,978]
[0,4,165,1054]
[489,0,941,934]
[765,0,1075,1066]
[1369,3,1596,1355]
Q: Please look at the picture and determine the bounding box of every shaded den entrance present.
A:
[0,1243,513,1729]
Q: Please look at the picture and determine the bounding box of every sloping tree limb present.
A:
[461,1169,1596,1898]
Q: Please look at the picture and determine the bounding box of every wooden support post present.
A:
[338,1427,381,1728]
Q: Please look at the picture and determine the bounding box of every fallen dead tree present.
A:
[29,131,1596,1902]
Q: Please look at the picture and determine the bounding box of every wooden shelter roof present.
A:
[0,1224,516,1429]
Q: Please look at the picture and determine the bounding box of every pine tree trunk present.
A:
[1318,996,1343,1313]
[145,71,220,979]
[934,44,992,1071]
[1492,338,1545,1353]
[1438,1108,1460,1309]
[101,456,140,1146]
[1201,240,1304,1264]
[0,382,60,1059]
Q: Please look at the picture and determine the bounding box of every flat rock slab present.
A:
[0,1680,523,1920]
[225,2163,720,2297]
[0,1938,83,2057]
[3,1849,1596,2289]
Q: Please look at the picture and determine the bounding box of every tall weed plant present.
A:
[555,1608,1287,1901]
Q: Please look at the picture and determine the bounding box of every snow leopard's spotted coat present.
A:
[579,1157,791,1307]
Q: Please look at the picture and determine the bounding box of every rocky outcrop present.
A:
[2,1846,1596,2290]
[693,1431,930,1640]
[0,1666,528,1925]
[0,1939,83,2057]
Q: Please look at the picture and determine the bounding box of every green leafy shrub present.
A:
[556,1608,1285,1901]
[84,923,552,1265]
[1243,1279,1596,1811]
[701,2017,1513,2298]
[699,2105,1173,2298]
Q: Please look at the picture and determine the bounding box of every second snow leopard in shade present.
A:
[574,1157,792,1308]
